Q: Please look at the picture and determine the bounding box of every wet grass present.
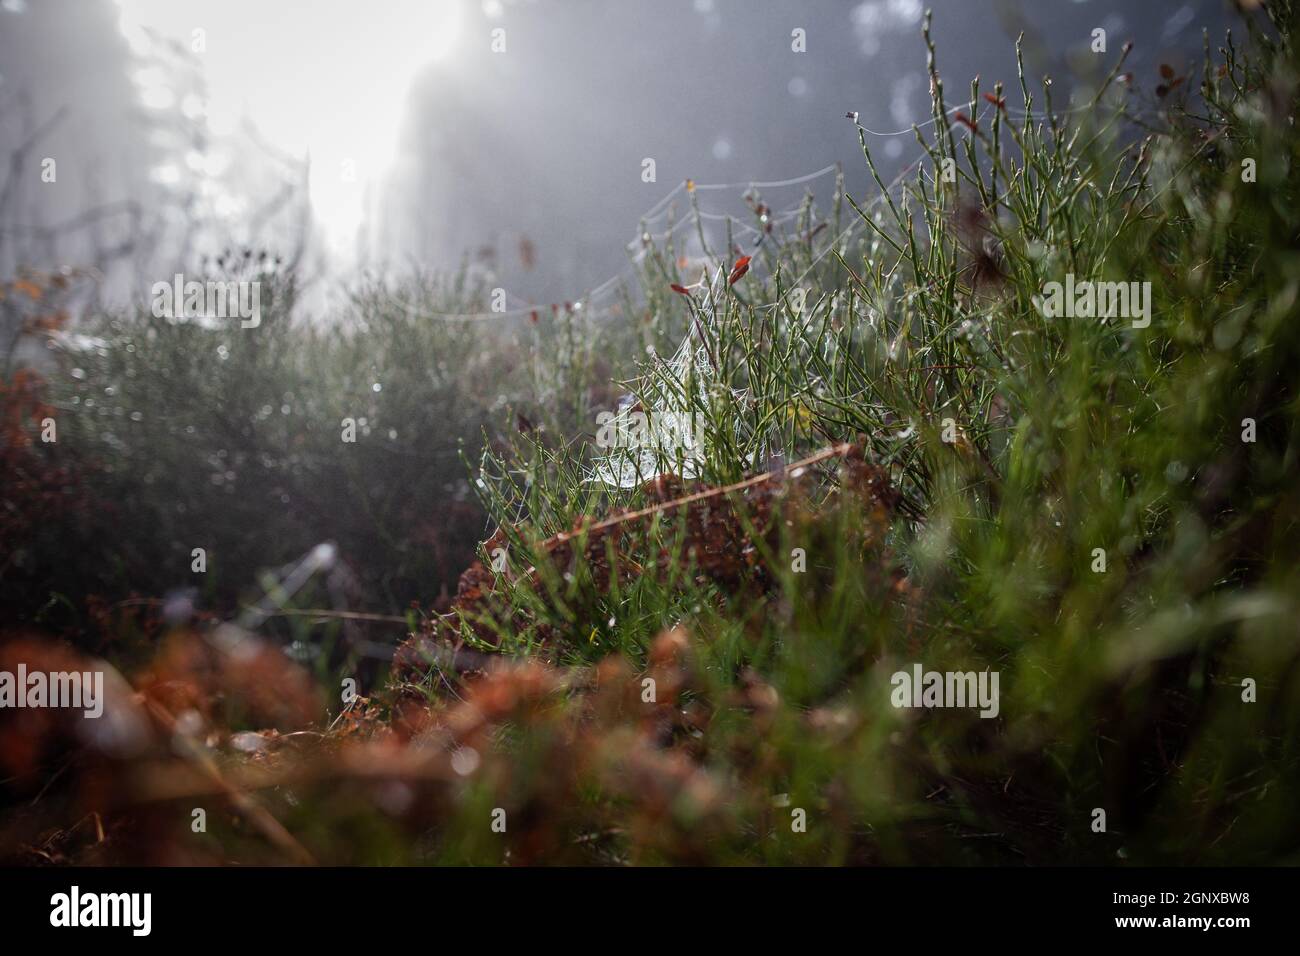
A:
[2,4,1299,865]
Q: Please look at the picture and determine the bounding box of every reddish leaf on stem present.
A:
[728,256,752,285]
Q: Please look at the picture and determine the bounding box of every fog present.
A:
[0,0,1233,315]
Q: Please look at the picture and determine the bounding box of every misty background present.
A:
[0,0,1235,320]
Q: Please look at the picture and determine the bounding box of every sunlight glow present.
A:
[115,0,464,258]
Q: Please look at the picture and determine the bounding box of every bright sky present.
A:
[114,0,465,258]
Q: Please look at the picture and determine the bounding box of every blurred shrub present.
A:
[1,268,551,639]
